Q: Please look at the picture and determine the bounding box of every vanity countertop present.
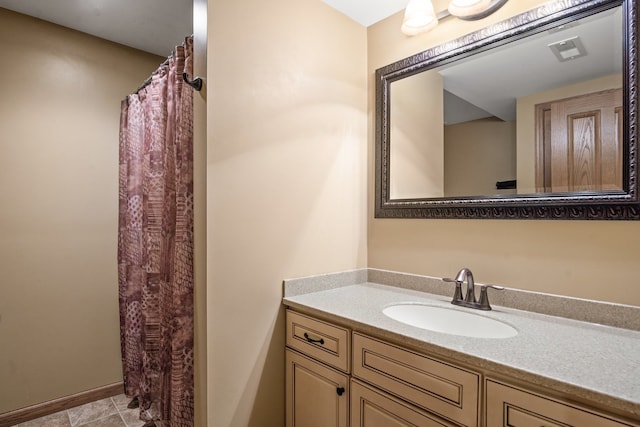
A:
[283,280,640,419]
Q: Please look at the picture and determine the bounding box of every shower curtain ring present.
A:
[183,72,203,91]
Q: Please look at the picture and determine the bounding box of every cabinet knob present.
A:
[336,387,345,396]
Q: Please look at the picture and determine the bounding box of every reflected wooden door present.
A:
[535,88,622,193]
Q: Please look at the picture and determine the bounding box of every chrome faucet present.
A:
[443,268,504,310]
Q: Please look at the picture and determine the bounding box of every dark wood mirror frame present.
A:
[375,0,639,219]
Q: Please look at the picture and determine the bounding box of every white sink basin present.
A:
[382,303,518,338]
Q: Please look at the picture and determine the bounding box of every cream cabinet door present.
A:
[286,349,349,427]
[352,333,479,426]
[350,379,457,427]
[486,379,639,427]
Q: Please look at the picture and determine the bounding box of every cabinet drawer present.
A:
[286,310,350,373]
[486,379,639,427]
[352,333,479,426]
[351,379,458,427]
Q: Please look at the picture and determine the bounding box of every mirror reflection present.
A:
[389,6,623,200]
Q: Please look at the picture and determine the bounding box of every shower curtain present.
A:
[118,36,194,427]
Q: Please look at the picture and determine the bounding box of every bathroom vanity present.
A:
[283,269,640,427]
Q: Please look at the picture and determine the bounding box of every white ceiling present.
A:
[321,0,406,26]
[439,6,622,124]
[0,0,397,57]
[0,0,193,57]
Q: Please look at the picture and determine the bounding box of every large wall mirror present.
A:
[375,0,640,219]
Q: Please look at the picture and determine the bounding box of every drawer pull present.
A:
[336,387,345,396]
[304,332,325,345]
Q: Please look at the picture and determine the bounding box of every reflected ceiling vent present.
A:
[548,36,587,62]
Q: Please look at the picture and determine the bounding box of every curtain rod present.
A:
[134,58,202,93]
[135,57,171,93]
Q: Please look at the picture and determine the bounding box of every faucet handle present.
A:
[477,284,504,310]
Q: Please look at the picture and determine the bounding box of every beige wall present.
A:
[0,8,163,414]
[391,70,444,198]
[368,1,640,307]
[444,118,516,197]
[207,0,367,425]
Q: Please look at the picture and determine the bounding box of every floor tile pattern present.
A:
[15,395,147,427]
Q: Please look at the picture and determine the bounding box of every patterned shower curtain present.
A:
[118,36,194,427]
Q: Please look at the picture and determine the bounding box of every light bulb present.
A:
[448,0,492,18]
[401,0,438,36]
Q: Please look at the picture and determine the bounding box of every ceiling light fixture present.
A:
[401,0,438,36]
[448,0,492,18]
[401,0,509,36]
[449,0,509,20]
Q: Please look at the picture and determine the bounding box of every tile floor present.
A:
[14,394,147,427]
